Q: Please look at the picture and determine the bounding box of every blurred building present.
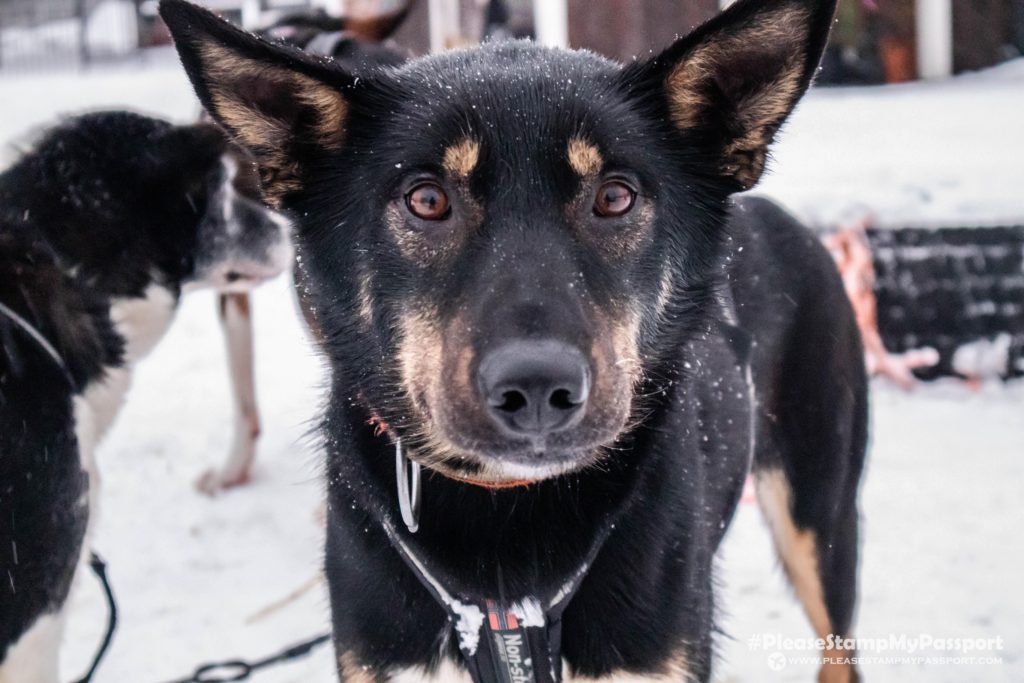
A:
[4,0,1022,80]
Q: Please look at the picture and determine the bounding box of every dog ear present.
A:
[624,0,837,191]
[159,0,354,206]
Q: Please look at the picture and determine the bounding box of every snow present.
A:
[1,56,1022,682]
[757,58,1024,229]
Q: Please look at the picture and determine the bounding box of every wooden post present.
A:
[568,1,717,61]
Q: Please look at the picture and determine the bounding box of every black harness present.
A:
[0,302,117,682]
[385,437,639,683]
[0,300,77,391]
[382,520,612,683]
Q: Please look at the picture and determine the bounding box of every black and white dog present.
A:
[201,1,413,493]
[163,0,868,681]
[0,111,290,681]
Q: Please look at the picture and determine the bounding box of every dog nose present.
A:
[478,340,591,436]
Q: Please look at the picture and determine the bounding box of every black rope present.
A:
[70,548,329,683]
[0,309,330,682]
[161,632,331,683]
[73,553,118,683]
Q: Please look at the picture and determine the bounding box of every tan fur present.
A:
[571,653,694,681]
[357,273,375,328]
[603,202,656,261]
[394,297,641,484]
[338,651,376,683]
[385,191,482,265]
[443,138,481,178]
[567,137,603,177]
[755,468,855,683]
[199,42,348,205]
[665,8,810,189]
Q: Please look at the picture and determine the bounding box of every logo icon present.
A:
[767,652,787,671]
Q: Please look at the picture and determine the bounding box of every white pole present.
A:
[533,0,569,49]
[916,0,953,79]
[241,0,262,29]
[428,0,461,52]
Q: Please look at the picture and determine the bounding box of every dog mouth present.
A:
[188,257,290,293]
[423,449,596,489]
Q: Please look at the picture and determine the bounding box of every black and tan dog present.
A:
[162,0,867,680]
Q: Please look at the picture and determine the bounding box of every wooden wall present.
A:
[567,0,718,61]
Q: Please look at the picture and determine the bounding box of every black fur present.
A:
[0,111,286,666]
[162,0,866,679]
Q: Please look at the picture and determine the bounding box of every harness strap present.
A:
[381,510,621,683]
[0,300,77,391]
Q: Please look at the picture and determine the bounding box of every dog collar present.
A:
[0,301,77,391]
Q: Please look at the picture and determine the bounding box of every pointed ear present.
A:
[159,0,354,206]
[626,0,837,191]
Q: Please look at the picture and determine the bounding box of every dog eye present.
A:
[406,183,451,221]
[593,181,636,218]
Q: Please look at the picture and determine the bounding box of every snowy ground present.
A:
[1,55,1022,682]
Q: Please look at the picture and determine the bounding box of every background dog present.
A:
[0,111,290,681]
[202,2,413,493]
[162,0,867,681]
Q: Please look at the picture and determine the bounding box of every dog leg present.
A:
[0,611,66,683]
[197,292,260,494]
[755,468,859,683]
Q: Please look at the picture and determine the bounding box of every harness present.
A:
[387,437,633,683]
[0,300,77,391]
[0,302,117,682]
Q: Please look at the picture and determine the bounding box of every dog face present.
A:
[162,0,835,484]
[186,143,293,293]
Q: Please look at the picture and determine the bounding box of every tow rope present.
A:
[72,553,117,683]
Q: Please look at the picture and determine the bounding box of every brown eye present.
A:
[406,183,450,221]
[594,181,636,217]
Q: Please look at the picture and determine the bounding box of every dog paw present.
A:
[195,467,252,495]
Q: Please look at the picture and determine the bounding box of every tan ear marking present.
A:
[442,138,481,178]
[664,8,810,188]
[198,42,348,204]
[200,42,348,148]
[567,136,603,177]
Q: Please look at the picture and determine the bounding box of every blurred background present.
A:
[1,1,1022,681]
[2,0,1023,77]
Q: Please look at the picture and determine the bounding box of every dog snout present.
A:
[478,340,591,437]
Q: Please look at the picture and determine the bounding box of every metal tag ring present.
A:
[395,438,421,533]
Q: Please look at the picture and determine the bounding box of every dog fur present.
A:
[162,0,867,680]
[0,111,291,681]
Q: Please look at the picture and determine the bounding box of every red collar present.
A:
[368,414,536,491]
